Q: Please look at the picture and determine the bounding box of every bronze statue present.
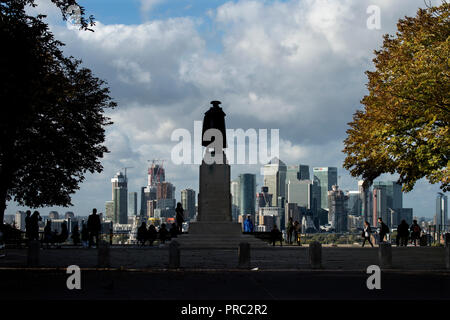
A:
[201,101,227,149]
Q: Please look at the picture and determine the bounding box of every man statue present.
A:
[201,101,227,149]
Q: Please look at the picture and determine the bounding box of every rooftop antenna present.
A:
[121,167,134,179]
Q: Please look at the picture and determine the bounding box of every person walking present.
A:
[378,218,389,245]
[175,202,184,234]
[286,217,294,245]
[362,221,374,247]
[87,208,101,248]
[397,220,409,247]
[410,220,421,246]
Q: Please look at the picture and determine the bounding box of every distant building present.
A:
[263,158,287,207]
[111,171,128,224]
[313,167,338,211]
[302,215,316,233]
[231,179,240,221]
[372,187,387,227]
[348,214,364,231]
[346,191,362,216]
[256,186,273,210]
[391,208,413,226]
[257,206,283,232]
[372,181,403,228]
[286,164,310,182]
[128,192,138,216]
[15,211,27,231]
[105,201,114,221]
[328,185,348,233]
[64,212,75,220]
[436,193,448,232]
[239,173,256,219]
[48,211,59,220]
[181,189,196,220]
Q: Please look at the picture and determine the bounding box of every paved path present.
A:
[0,246,448,271]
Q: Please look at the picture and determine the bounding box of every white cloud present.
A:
[6,0,446,218]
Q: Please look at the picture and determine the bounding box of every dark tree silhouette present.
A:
[0,1,116,223]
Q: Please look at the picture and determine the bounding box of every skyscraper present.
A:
[105,201,114,221]
[111,171,128,224]
[436,193,448,232]
[128,192,137,216]
[181,189,196,220]
[239,173,256,218]
[313,167,338,210]
[230,179,240,221]
[372,187,387,227]
[328,185,348,232]
[372,181,403,228]
[263,157,287,207]
[286,164,310,183]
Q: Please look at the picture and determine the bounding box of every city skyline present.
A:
[5,0,447,218]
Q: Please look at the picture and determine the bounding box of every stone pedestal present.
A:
[177,152,267,248]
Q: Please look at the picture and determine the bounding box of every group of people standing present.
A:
[137,202,185,246]
[361,217,422,247]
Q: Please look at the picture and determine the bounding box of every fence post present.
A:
[238,242,251,269]
[27,240,40,267]
[97,241,110,268]
[169,240,180,269]
[308,241,322,269]
[378,243,392,268]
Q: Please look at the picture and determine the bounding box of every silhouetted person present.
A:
[56,221,68,245]
[244,215,254,233]
[362,221,374,247]
[286,217,294,244]
[29,211,42,241]
[43,220,53,248]
[81,222,89,248]
[24,210,32,240]
[293,220,301,245]
[71,225,80,246]
[137,222,147,246]
[148,224,157,246]
[271,224,283,246]
[378,218,389,245]
[159,223,169,244]
[175,202,184,234]
[87,208,101,248]
[396,220,409,247]
[410,220,421,246]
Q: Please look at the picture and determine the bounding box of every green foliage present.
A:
[343,2,449,192]
[0,1,115,221]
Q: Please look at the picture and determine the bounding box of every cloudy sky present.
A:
[7,0,447,218]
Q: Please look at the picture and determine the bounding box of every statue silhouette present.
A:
[201,101,227,149]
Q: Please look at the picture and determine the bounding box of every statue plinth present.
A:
[189,151,241,235]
